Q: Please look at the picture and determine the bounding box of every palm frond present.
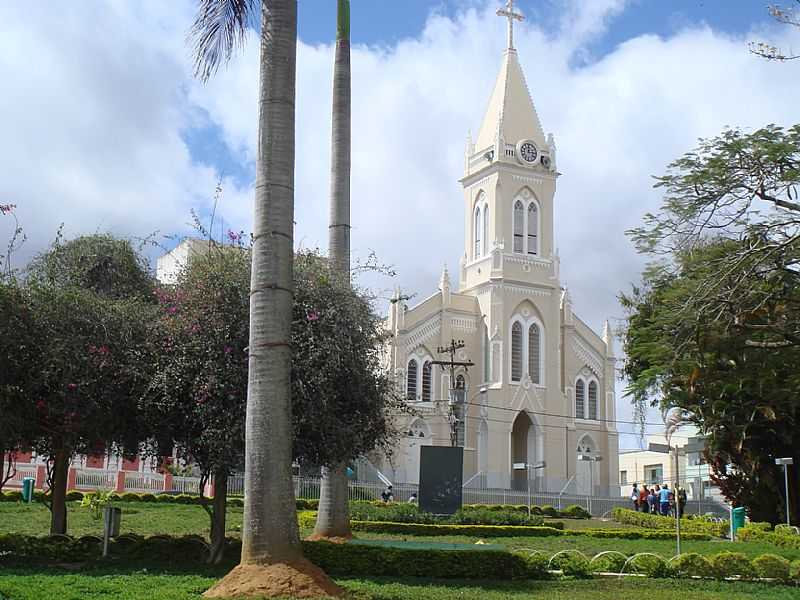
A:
[189,0,259,83]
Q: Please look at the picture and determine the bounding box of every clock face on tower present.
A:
[517,140,538,164]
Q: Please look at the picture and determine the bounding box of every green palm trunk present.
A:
[315,0,352,539]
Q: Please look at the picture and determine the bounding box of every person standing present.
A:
[659,484,670,516]
[639,485,649,512]
[631,483,639,510]
[677,487,687,518]
[647,486,657,514]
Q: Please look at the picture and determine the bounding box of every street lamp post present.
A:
[775,457,794,526]
[513,461,547,518]
[577,454,602,516]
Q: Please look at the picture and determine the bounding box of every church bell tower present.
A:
[459,0,559,294]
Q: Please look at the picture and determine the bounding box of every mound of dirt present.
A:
[203,559,343,598]
[304,533,352,544]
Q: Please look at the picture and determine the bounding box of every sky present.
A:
[2,0,799,448]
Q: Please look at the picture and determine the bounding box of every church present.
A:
[379,2,619,496]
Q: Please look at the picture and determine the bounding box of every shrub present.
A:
[560,505,591,519]
[350,521,565,538]
[139,493,157,503]
[540,505,559,518]
[752,554,791,581]
[65,490,84,501]
[297,511,317,529]
[711,551,751,579]
[2,490,23,502]
[347,502,546,527]
[743,521,772,532]
[296,498,318,511]
[671,552,712,578]
[737,527,800,550]
[119,492,140,502]
[612,508,727,537]
[155,493,174,503]
[549,553,591,578]
[625,553,672,578]
[590,552,626,573]
[775,524,800,535]
[790,559,800,581]
[227,497,244,507]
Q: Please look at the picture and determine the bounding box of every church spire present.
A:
[474,5,547,154]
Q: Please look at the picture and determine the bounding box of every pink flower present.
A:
[167,306,178,315]
[67,383,78,390]
[224,346,233,354]
[307,310,319,321]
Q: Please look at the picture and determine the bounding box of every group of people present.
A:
[380,484,418,504]
[630,483,687,518]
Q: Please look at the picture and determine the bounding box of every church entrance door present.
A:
[511,412,533,490]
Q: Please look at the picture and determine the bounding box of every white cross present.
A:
[497,0,525,50]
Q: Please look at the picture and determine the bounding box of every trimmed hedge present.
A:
[2,533,798,584]
[349,521,566,538]
[348,502,547,527]
[612,508,727,537]
[737,527,800,550]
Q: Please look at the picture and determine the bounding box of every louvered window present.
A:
[527,203,538,255]
[528,324,541,384]
[511,322,523,382]
[422,361,433,402]
[575,379,585,419]
[407,360,418,401]
[482,205,489,255]
[513,200,524,253]
[588,381,598,420]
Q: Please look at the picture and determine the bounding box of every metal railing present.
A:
[4,466,37,488]
[75,469,116,490]
[125,472,164,493]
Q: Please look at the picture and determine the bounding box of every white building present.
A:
[377,5,618,496]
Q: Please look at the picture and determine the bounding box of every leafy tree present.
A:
[145,243,249,564]
[623,125,800,523]
[145,244,399,564]
[9,235,155,533]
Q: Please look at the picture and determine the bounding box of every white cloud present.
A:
[3,1,799,445]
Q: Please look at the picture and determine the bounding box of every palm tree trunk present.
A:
[314,0,352,540]
[239,0,301,565]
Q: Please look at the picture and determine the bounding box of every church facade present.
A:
[380,9,619,496]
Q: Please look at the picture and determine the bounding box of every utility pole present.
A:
[430,339,474,447]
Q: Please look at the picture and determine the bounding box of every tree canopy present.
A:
[623,124,800,523]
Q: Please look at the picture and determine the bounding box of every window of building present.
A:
[513,200,524,253]
[482,204,489,255]
[575,379,585,419]
[406,359,418,401]
[511,321,523,382]
[421,361,433,402]
[527,203,538,255]
[588,380,598,420]
[644,464,663,484]
[620,470,628,485]
[528,324,541,384]
[474,205,482,259]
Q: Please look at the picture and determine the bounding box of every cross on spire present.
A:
[497,0,524,50]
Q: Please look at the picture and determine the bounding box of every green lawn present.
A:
[1,566,798,600]
[3,501,798,562]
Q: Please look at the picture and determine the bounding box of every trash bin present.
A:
[732,506,746,538]
[21,477,35,503]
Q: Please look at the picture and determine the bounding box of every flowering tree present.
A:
[15,235,155,534]
[145,244,399,561]
[145,241,249,564]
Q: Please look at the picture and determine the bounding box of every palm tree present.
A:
[314,0,352,540]
[191,1,339,596]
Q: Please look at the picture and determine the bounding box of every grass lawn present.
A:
[1,566,798,600]
[3,501,798,563]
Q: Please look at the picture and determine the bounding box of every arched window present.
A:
[527,203,538,255]
[455,374,465,390]
[588,380,598,420]
[528,324,541,384]
[421,361,433,402]
[511,321,523,382]
[406,360,418,401]
[482,205,489,255]
[474,204,482,259]
[513,200,524,253]
[575,379,585,419]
